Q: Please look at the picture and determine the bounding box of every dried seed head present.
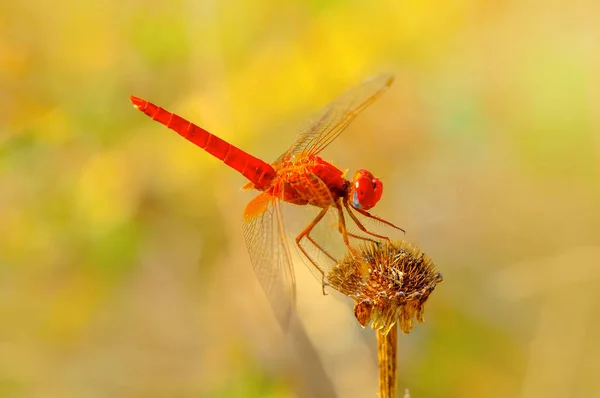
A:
[327,241,443,335]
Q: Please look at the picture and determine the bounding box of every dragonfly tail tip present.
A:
[129,95,144,109]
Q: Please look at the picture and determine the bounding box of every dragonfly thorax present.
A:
[269,156,348,208]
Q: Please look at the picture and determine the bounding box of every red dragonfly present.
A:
[130,75,403,325]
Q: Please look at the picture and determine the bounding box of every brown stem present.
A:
[377,323,398,398]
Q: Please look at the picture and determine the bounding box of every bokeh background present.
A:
[2,0,599,397]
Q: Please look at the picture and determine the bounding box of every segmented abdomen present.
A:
[130,95,276,190]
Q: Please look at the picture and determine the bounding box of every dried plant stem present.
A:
[328,241,442,397]
[377,323,398,398]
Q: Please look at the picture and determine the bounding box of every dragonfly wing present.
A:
[275,74,394,163]
[242,192,296,328]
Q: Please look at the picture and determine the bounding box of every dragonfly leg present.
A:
[343,198,404,240]
[346,231,379,244]
[303,235,338,296]
[335,201,362,257]
[350,202,405,233]
[305,235,338,263]
[295,207,332,295]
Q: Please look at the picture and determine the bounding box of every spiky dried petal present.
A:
[327,241,443,334]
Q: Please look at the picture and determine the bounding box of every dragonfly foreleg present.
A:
[343,198,404,240]
[349,202,405,233]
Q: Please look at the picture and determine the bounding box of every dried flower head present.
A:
[327,240,443,335]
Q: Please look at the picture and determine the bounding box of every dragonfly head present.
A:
[349,169,383,211]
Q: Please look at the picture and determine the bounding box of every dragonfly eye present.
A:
[351,170,383,210]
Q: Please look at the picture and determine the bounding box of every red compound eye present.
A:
[351,170,383,210]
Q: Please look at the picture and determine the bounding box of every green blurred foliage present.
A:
[1,0,599,397]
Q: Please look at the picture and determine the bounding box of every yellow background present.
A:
[1,0,599,397]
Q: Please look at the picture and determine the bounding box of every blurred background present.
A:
[1,0,599,397]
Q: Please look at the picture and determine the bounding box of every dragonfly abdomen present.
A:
[130,96,276,189]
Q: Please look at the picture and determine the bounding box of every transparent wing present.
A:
[242,192,296,328]
[275,74,394,163]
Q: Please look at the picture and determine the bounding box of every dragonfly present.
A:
[130,75,403,326]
